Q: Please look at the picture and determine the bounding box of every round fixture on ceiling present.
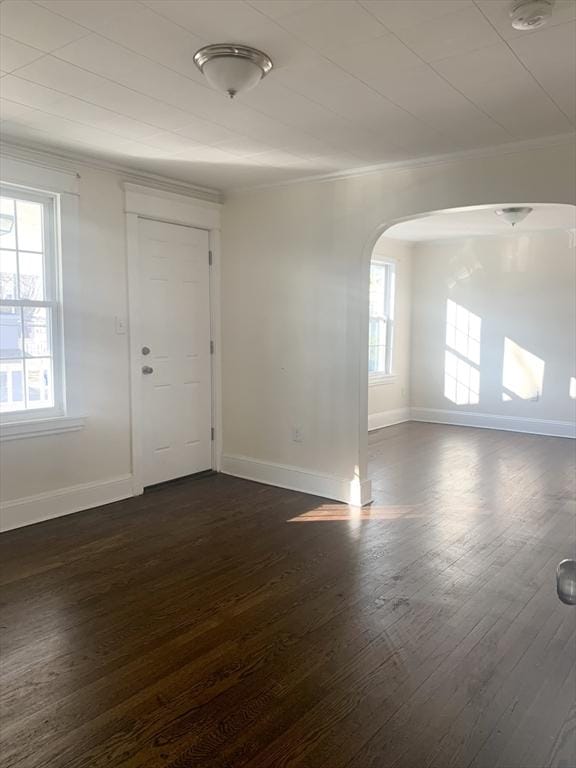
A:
[193,44,273,99]
[495,206,534,226]
[509,0,554,30]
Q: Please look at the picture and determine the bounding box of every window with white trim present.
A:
[368,260,396,379]
[0,186,63,418]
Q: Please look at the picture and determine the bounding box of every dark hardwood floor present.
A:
[1,423,575,768]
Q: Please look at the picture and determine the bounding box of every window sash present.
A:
[369,261,395,377]
[0,184,63,419]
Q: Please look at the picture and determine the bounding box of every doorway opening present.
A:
[365,203,576,504]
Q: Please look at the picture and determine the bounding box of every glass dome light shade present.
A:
[202,56,263,98]
[495,206,533,227]
[194,44,273,99]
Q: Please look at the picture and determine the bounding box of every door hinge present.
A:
[210,340,214,355]
[211,427,215,441]
[208,250,213,266]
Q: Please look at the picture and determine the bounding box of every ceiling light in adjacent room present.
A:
[495,206,534,227]
[193,44,273,99]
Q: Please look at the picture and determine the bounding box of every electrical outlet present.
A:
[292,426,303,443]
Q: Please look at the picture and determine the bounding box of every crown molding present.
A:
[227,132,576,196]
[2,132,573,202]
[0,138,223,204]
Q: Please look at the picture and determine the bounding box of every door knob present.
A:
[142,346,151,355]
[142,365,154,375]
[557,559,576,605]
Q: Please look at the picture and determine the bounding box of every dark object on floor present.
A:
[557,559,576,604]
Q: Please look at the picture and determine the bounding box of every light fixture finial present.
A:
[495,206,534,227]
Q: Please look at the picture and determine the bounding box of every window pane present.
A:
[19,251,45,300]
[0,197,16,250]
[16,199,43,252]
[369,344,387,374]
[0,250,18,300]
[369,317,387,347]
[369,263,386,317]
[24,307,51,357]
[0,360,25,412]
[25,357,54,409]
[0,306,23,359]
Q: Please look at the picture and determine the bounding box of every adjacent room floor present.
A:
[2,423,575,768]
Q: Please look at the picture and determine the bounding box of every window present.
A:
[368,260,396,378]
[0,186,63,418]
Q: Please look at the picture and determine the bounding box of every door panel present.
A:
[138,218,212,486]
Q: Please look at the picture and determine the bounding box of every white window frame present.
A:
[0,157,85,441]
[0,184,65,421]
[368,258,396,385]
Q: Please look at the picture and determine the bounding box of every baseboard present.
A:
[368,407,410,432]
[410,408,576,439]
[221,454,372,506]
[0,475,134,532]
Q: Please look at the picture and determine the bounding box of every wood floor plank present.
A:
[1,423,574,767]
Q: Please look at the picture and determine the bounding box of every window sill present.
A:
[0,415,86,441]
[369,374,398,387]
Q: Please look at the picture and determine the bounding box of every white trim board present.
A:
[0,153,79,195]
[231,133,576,193]
[124,182,221,229]
[222,454,372,507]
[410,408,575,439]
[368,408,410,432]
[0,416,86,441]
[1,140,221,203]
[0,475,133,532]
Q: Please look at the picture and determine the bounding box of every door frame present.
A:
[124,183,222,495]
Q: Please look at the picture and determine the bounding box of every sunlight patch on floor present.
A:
[287,505,420,522]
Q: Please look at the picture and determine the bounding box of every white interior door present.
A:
[138,218,212,486]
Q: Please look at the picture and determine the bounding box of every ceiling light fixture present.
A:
[509,0,554,30]
[495,206,534,227]
[193,44,273,99]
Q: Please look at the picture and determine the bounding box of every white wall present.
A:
[368,237,411,429]
[0,164,133,527]
[222,140,576,503]
[2,139,575,527]
[410,229,576,433]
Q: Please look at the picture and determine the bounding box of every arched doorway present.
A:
[359,202,576,504]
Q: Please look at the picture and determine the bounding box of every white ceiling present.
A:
[0,0,575,191]
[383,203,576,241]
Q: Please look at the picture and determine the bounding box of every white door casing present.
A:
[138,218,212,486]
